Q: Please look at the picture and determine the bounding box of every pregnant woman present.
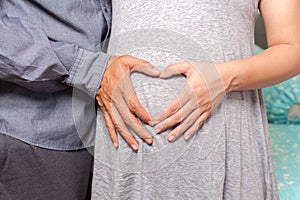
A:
[92,0,300,199]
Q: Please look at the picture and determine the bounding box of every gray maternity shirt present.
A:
[92,0,279,199]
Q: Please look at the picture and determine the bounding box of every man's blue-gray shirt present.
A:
[0,0,112,150]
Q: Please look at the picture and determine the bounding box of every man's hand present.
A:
[96,55,161,152]
[153,61,225,142]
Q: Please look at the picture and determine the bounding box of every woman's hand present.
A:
[153,61,225,142]
[96,55,161,152]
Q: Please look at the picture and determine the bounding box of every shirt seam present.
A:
[68,48,85,87]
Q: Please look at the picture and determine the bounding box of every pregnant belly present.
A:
[96,31,224,172]
[96,64,223,174]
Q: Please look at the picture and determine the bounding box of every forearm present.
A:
[217,43,300,92]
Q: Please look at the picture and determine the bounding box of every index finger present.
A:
[118,75,154,125]
[154,83,192,123]
[128,93,154,125]
[110,105,140,152]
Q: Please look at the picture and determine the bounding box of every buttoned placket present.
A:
[99,0,111,41]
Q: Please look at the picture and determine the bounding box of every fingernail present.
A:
[113,142,119,148]
[148,121,155,126]
[154,128,159,134]
[154,126,162,134]
[151,119,159,125]
[168,134,175,142]
[131,144,139,152]
[144,138,153,145]
[152,68,161,74]
[184,134,192,141]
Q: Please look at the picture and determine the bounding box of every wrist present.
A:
[107,55,118,67]
[215,62,239,93]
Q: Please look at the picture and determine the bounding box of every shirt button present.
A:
[103,6,108,13]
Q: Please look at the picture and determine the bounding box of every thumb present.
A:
[160,62,189,78]
[131,63,161,77]
[120,55,161,76]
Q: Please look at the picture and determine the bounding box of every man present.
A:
[0,1,157,199]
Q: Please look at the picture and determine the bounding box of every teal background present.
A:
[256,45,300,199]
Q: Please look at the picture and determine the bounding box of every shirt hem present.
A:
[0,131,93,151]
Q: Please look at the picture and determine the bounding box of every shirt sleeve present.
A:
[64,48,110,98]
[0,13,110,97]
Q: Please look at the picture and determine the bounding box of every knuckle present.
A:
[123,114,135,126]
[97,87,104,96]
[173,113,182,123]
[164,118,170,127]
[120,55,132,61]
[203,112,210,119]
[96,96,103,105]
[170,103,180,114]
[159,122,167,131]
[142,60,150,66]
[98,102,105,109]
[193,86,203,95]
[198,116,208,126]
[185,117,194,126]
[198,120,204,126]
[202,102,212,111]
[128,98,137,112]
[100,76,110,88]
[102,92,112,102]
[112,121,121,131]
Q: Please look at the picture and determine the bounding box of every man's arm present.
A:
[0,12,161,151]
[0,12,109,97]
